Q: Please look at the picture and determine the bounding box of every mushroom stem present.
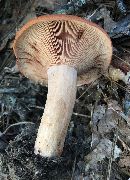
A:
[34,65,77,157]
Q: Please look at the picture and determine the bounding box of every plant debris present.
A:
[0,0,130,179]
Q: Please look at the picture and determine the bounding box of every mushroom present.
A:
[13,14,112,157]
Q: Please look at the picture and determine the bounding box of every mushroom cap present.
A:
[13,14,112,85]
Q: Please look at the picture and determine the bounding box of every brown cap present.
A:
[13,14,112,85]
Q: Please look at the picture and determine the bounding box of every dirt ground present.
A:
[0,0,130,179]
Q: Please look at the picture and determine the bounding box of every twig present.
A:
[104,73,130,94]
[76,78,99,100]
[108,106,130,125]
[71,156,77,180]
[0,88,20,94]
[113,54,130,68]
[72,112,90,118]
[29,105,44,109]
[107,126,118,180]
[2,122,35,135]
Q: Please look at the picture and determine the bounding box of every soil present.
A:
[0,0,130,180]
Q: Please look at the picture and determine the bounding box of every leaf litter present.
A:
[0,0,130,179]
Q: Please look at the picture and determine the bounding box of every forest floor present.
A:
[0,0,130,179]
